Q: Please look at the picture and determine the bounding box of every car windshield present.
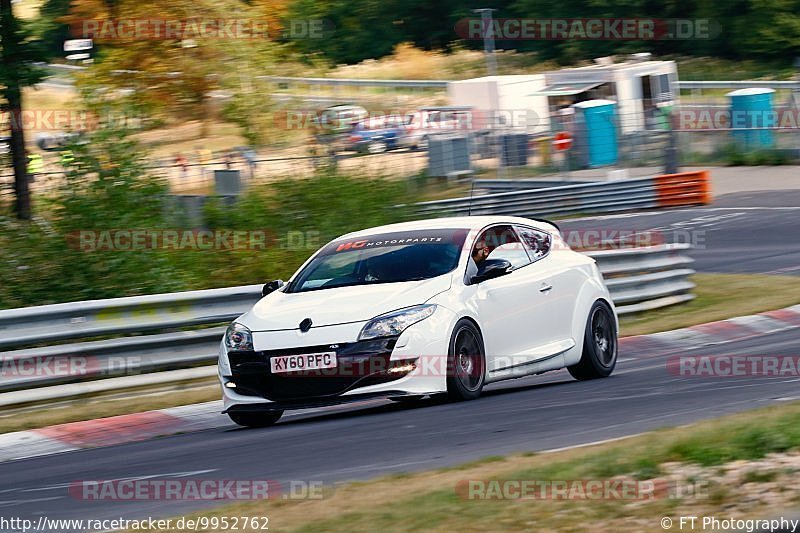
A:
[287,229,468,293]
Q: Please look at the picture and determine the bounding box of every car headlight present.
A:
[358,304,436,341]
[225,322,254,351]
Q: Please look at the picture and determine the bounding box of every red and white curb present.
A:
[0,401,225,463]
[1,304,799,464]
[619,304,800,356]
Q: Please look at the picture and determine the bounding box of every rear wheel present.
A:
[446,320,486,401]
[228,410,283,428]
[568,301,617,380]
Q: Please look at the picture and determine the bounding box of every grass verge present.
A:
[161,401,800,532]
[620,273,800,337]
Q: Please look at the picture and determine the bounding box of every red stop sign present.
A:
[553,131,572,151]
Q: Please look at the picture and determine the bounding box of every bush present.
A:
[0,160,414,308]
[185,171,414,287]
[721,144,793,166]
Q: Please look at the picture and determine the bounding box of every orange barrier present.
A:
[654,170,712,207]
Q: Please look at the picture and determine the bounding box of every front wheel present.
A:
[228,410,283,428]
[568,301,618,380]
[446,320,486,401]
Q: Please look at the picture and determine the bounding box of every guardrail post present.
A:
[663,127,679,175]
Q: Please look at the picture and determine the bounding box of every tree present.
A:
[63,0,278,138]
[0,0,45,219]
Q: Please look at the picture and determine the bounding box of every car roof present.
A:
[336,216,559,240]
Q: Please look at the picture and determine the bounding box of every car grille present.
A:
[227,336,410,403]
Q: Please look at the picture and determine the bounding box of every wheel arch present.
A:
[565,269,616,367]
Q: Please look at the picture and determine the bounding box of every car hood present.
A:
[239,274,452,332]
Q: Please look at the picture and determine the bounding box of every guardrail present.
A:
[587,244,695,314]
[0,244,694,405]
[256,76,449,89]
[416,171,711,218]
[0,284,262,349]
[39,66,799,94]
[675,80,800,90]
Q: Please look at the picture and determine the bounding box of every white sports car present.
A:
[219,216,618,427]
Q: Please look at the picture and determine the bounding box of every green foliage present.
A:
[0,129,413,307]
[0,123,180,307]
[0,1,46,94]
[283,0,800,67]
[27,0,73,60]
[721,144,792,165]
[184,171,414,287]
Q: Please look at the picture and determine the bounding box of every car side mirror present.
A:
[262,279,285,297]
[470,259,513,284]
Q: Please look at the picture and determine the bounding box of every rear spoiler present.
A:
[531,218,561,234]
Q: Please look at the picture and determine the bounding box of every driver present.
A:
[471,240,490,266]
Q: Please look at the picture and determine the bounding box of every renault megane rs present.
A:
[219,216,618,427]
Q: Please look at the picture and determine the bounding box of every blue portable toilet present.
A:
[571,100,618,167]
[726,88,775,149]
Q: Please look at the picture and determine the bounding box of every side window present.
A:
[517,226,552,261]
[472,225,530,270]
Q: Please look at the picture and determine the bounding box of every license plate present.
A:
[270,352,337,374]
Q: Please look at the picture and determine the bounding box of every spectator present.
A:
[223,151,236,170]
[27,153,44,182]
[174,153,188,180]
[241,147,257,179]
[196,146,212,178]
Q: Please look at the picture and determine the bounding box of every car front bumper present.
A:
[218,310,453,412]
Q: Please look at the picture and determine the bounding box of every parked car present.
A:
[219,216,618,427]
[35,131,86,151]
[346,115,407,153]
[311,105,368,136]
[401,106,475,150]
[310,104,369,153]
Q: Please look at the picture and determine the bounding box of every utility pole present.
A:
[472,8,497,77]
[1,0,31,219]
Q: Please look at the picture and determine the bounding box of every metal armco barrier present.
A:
[415,171,711,219]
[585,244,695,315]
[472,179,581,193]
[0,245,694,403]
[654,170,712,206]
[0,284,262,349]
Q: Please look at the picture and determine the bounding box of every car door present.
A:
[465,225,538,372]
[515,225,580,355]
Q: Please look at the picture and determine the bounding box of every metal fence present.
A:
[3,102,798,202]
[0,244,694,405]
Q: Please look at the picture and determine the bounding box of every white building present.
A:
[447,58,680,135]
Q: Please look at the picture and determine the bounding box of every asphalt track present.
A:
[1,327,799,527]
[1,189,799,529]
[560,190,800,275]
